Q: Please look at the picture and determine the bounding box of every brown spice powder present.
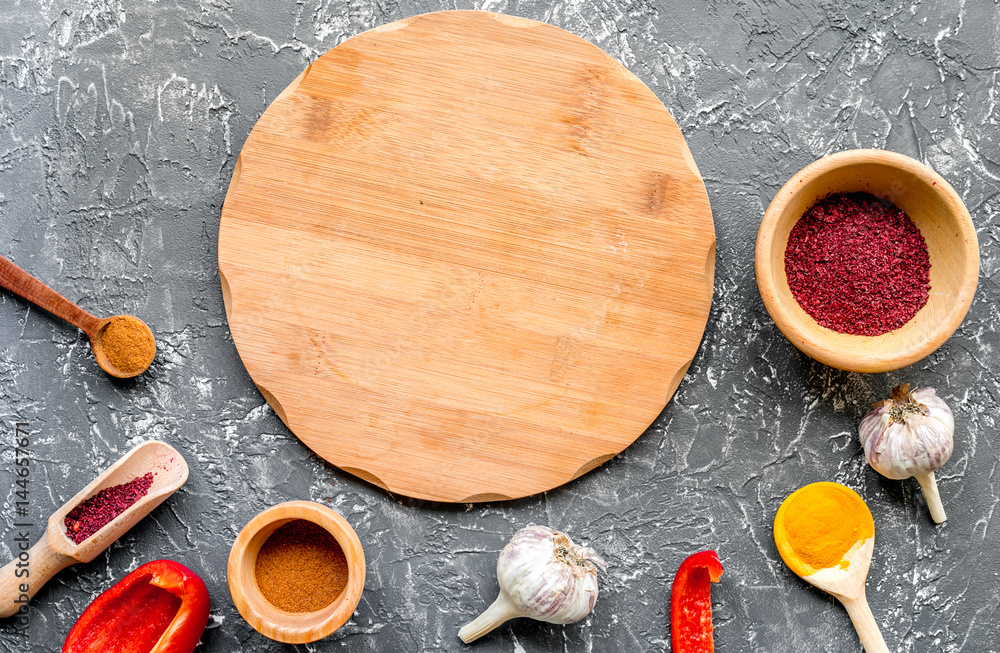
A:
[254,519,349,613]
[101,315,155,374]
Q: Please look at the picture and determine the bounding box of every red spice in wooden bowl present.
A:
[784,192,930,336]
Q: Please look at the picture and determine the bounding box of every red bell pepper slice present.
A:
[670,550,724,653]
[63,559,210,653]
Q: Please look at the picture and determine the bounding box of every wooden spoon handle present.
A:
[840,594,890,653]
[0,254,101,334]
[0,534,74,617]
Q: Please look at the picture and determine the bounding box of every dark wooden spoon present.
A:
[0,254,155,377]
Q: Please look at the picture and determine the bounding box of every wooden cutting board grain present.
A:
[218,10,715,502]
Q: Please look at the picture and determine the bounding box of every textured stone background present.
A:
[1,0,999,651]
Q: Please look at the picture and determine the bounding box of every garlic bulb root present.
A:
[459,525,606,644]
[914,471,946,523]
[458,595,523,643]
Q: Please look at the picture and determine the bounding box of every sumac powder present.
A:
[784,192,930,336]
[64,472,155,544]
[254,519,349,613]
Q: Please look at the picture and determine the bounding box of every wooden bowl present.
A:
[227,501,366,644]
[756,149,979,372]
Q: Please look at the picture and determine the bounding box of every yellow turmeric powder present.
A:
[773,482,874,577]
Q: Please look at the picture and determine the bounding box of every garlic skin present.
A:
[458,525,606,643]
[859,383,954,522]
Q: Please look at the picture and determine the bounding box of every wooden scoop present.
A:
[0,441,188,617]
[0,254,155,378]
[774,483,889,653]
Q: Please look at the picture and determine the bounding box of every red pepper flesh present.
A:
[63,559,211,653]
[670,550,724,653]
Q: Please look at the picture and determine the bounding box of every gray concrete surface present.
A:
[1,0,999,651]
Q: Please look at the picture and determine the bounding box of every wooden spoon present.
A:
[774,483,889,653]
[0,254,156,378]
[0,440,188,617]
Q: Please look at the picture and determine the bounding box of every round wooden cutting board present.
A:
[219,11,715,503]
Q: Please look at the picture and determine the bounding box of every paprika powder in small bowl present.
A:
[756,149,979,373]
[227,500,365,644]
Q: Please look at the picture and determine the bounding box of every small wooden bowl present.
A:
[227,500,366,644]
[756,149,979,372]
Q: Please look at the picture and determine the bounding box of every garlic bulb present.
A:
[458,525,606,643]
[859,383,954,523]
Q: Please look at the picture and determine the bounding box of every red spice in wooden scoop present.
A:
[784,192,930,336]
[64,473,155,544]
